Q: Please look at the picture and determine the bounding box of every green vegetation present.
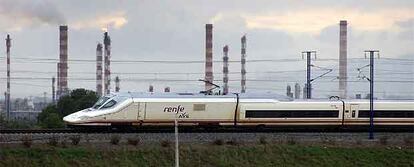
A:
[0,113,37,129]
[0,144,412,167]
[38,89,98,128]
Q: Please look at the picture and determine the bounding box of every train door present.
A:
[137,102,146,121]
[345,104,359,119]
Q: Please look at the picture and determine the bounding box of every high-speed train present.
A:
[63,92,414,128]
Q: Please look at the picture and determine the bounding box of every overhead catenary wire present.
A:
[0,55,412,98]
[0,56,413,64]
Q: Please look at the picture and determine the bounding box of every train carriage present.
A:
[63,92,414,129]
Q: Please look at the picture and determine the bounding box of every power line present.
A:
[1,56,412,63]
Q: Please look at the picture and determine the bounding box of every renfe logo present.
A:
[163,105,184,113]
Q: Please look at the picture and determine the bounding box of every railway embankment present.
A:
[1,132,413,147]
[0,142,413,166]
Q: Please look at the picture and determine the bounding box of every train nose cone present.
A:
[63,113,79,123]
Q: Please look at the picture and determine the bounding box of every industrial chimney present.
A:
[205,24,213,91]
[5,34,11,120]
[339,20,348,99]
[241,35,247,93]
[58,25,68,98]
[96,43,103,96]
[223,45,229,95]
[104,32,111,95]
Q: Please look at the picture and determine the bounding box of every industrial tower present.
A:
[96,43,103,96]
[57,25,69,98]
[241,35,247,93]
[205,24,213,91]
[5,34,11,120]
[103,32,111,95]
[223,45,229,95]
[339,20,348,98]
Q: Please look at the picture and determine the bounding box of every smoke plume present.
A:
[0,0,65,31]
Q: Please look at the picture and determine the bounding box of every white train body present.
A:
[63,92,414,127]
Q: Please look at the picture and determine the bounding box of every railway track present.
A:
[1,125,413,134]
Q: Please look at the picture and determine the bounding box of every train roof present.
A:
[111,92,414,103]
[113,92,293,101]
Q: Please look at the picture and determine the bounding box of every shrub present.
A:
[21,135,33,148]
[48,136,59,147]
[127,138,140,146]
[213,139,224,146]
[379,136,389,145]
[70,135,81,145]
[110,135,121,145]
[160,140,171,147]
[259,136,268,145]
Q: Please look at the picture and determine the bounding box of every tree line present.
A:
[0,89,98,129]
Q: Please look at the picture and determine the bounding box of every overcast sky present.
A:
[0,0,413,99]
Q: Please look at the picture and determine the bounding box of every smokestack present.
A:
[241,35,247,93]
[164,87,170,92]
[339,20,348,99]
[223,45,229,95]
[58,25,68,98]
[149,85,154,92]
[96,43,103,96]
[104,32,111,95]
[5,34,11,120]
[205,24,213,91]
[52,77,55,104]
[115,76,120,92]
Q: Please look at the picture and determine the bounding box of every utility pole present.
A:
[174,112,179,167]
[301,51,316,99]
[364,50,379,139]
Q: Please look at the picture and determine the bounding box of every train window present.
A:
[193,104,206,111]
[358,110,414,118]
[245,110,339,118]
[101,100,117,109]
[92,97,110,109]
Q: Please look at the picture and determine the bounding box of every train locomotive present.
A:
[63,92,414,129]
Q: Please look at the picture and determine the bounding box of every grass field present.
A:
[0,143,413,167]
